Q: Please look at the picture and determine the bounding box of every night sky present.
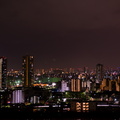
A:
[1,0,120,70]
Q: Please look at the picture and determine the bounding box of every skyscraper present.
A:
[22,55,34,87]
[96,64,104,83]
[0,57,7,89]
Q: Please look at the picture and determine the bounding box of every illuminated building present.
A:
[61,80,70,92]
[30,96,40,104]
[81,79,91,91]
[96,64,104,83]
[82,102,89,112]
[100,78,120,91]
[107,79,120,91]
[71,79,82,92]
[78,73,91,91]
[100,79,109,91]
[70,101,96,112]
[22,55,34,87]
[12,89,24,103]
[116,76,120,91]
[0,57,7,89]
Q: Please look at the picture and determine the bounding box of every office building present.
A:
[22,55,34,87]
[71,79,82,92]
[0,57,7,89]
[96,64,104,83]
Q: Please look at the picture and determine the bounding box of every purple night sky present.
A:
[1,0,120,70]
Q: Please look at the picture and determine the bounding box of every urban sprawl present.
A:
[0,55,120,116]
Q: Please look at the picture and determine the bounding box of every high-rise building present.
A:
[22,55,34,87]
[71,79,82,92]
[96,64,104,83]
[0,57,7,89]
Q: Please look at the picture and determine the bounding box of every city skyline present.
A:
[3,55,120,71]
[1,0,120,70]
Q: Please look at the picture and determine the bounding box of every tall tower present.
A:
[96,64,104,83]
[0,57,7,89]
[22,55,34,87]
[71,79,82,92]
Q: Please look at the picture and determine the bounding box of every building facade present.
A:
[22,55,34,87]
[61,80,70,92]
[71,79,82,92]
[96,64,104,83]
[12,89,24,103]
[0,57,7,89]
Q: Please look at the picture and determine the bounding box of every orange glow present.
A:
[33,84,48,86]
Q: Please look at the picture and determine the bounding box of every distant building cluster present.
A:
[1,56,120,93]
[1,55,120,113]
